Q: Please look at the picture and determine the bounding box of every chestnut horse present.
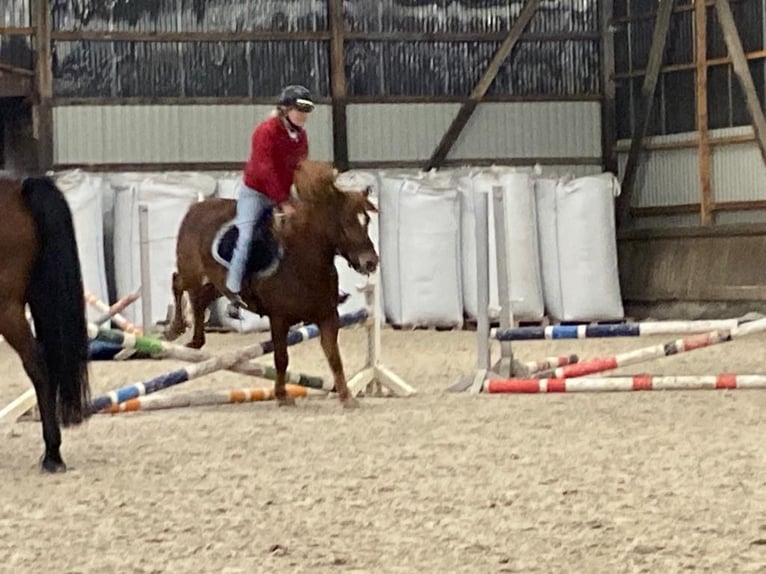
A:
[164,160,379,408]
[0,174,91,473]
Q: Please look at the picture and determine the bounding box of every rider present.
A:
[225,84,314,310]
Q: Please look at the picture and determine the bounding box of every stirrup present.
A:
[226,293,249,318]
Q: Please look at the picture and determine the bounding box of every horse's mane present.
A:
[292,159,340,203]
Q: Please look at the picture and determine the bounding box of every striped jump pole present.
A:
[519,354,579,376]
[84,289,142,335]
[493,317,756,341]
[92,289,141,327]
[533,316,766,380]
[485,374,766,394]
[88,308,368,413]
[101,384,326,414]
[87,323,329,391]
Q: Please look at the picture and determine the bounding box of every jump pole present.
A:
[519,354,579,375]
[88,309,369,413]
[493,317,760,341]
[101,384,326,414]
[92,289,141,327]
[0,389,37,427]
[485,374,766,393]
[85,290,141,335]
[528,316,766,380]
[87,323,329,390]
[346,273,416,398]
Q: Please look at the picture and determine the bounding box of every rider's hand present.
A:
[279,202,296,216]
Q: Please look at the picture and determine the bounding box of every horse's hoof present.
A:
[341,397,360,409]
[161,329,179,341]
[277,397,296,407]
[40,455,67,474]
[186,340,204,350]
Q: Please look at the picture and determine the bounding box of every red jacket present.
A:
[243,115,308,204]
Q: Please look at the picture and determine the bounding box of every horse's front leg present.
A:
[269,316,295,407]
[319,314,359,409]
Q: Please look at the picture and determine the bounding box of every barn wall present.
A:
[53,104,335,165]
[346,101,601,164]
[617,127,766,225]
[54,101,603,168]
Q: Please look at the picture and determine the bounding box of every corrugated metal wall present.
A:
[0,0,33,70]
[617,125,766,226]
[617,146,699,208]
[346,101,601,163]
[55,101,601,167]
[53,105,334,164]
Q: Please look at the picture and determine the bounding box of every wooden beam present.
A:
[342,31,600,42]
[714,0,766,167]
[327,0,349,171]
[424,0,542,171]
[34,0,54,173]
[52,155,602,173]
[614,131,754,152]
[630,200,766,218]
[617,0,674,229]
[0,73,32,98]
[49,30,330,42]
[599,0,618,175]
[51,94,600,106]
[0,26,34,35]
[614,47,766,80]
[695,0,713,225]
[0,62,35,77]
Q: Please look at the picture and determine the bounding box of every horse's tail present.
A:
[21,176,91,426]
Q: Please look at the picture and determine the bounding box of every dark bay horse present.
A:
[0,174,91,473]
[164,160,379,408]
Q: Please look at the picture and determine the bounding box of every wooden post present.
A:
[424,0,542,171]
[696,0,713,225]
[714,0,766,166]
[328,0,349,171]
[33,0,54,172]
[600,0,618,175]
[617,0,674,229]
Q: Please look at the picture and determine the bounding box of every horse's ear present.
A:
[363,185,372,197]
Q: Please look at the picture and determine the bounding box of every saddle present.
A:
[211,206,284,280]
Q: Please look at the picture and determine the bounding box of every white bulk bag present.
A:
[112,172,217,328]
[379,173,463,328]
[54,169,110,322]
[334,170,382,315]
[535,172,624,321]
[462,168,545,321]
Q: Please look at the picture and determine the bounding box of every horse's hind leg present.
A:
[187,283,218,349]
[0,302,65,472]
[164,272,188,341]
[318,314,359,409]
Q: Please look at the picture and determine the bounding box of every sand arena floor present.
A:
[1,325,765,573]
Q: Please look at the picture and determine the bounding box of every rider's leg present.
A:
[226,184,270,304]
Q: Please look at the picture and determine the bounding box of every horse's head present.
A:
[293,161,379,275]
[332,186,379,275]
